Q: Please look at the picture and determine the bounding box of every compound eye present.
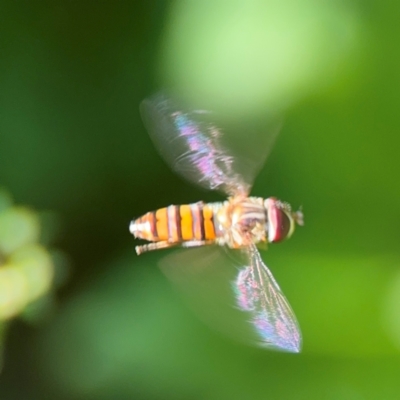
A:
[266,198,293,243]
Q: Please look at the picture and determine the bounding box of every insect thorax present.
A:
[214,196,267,248]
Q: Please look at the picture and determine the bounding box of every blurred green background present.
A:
[1,1,400,399]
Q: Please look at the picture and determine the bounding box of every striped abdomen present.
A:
[131,202,221,243]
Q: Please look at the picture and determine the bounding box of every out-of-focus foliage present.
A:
[0,187,68,374]
[1,1,400,399]
[0,190,51,319]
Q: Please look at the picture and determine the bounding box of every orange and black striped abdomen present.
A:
[132,203,218,243]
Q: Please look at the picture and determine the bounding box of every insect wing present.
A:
[159,246,266,346]
[140,92,281,196]
[235,243,301,352]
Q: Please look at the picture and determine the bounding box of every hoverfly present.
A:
[130,92,304,352]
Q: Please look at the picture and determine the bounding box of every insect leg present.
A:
[181,240,214,248]
[135,241,178,255]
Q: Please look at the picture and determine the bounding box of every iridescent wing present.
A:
[235,243,301,352]
[159,246,262,345]
[140,92,281,196]
[159,244,301,352]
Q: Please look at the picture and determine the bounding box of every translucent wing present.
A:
[159,245,301,352]
[235,243,301,352]
[159,246,262,345]
[140,92,281,196]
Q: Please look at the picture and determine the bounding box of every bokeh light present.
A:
[160,0,361,115]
